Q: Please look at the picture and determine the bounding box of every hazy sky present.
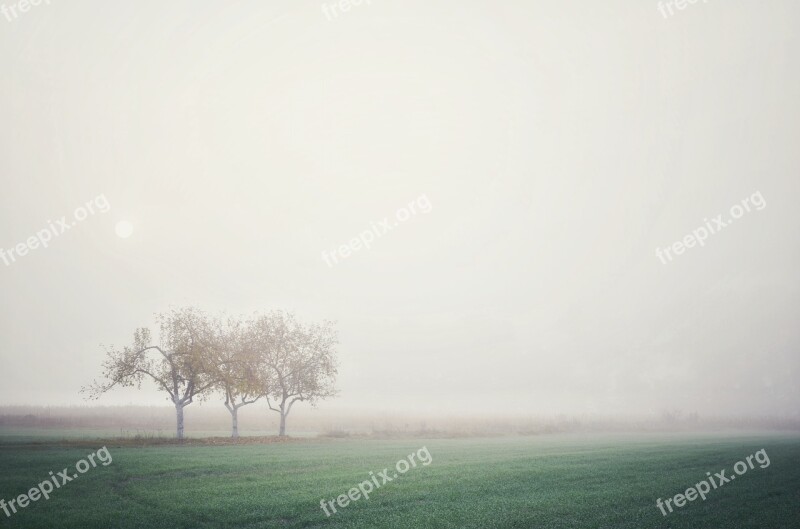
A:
[1,0,798,417]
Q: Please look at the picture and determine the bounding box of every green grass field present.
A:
[1,432,798,528]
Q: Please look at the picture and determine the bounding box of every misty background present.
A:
[1,0,798,422]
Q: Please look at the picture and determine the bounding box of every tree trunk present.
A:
[176,403,185,440]
[279,409,287,437]
[231,406,239,439]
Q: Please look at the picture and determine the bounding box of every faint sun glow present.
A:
[115,220,134,239]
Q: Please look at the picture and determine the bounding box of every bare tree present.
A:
[247,312,338,436]
[208,316,265,438]
[82,307,216,440]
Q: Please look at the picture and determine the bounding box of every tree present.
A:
[82,307,216,440]
[247,312,338,437]
[208,316,265,438]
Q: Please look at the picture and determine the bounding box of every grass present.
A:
[0,432,798,528]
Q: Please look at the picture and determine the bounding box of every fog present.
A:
[1,0,798,421]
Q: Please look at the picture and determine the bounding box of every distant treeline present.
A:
[1,406,799,436]
[0,406,270,431]
[0,407,181,429]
